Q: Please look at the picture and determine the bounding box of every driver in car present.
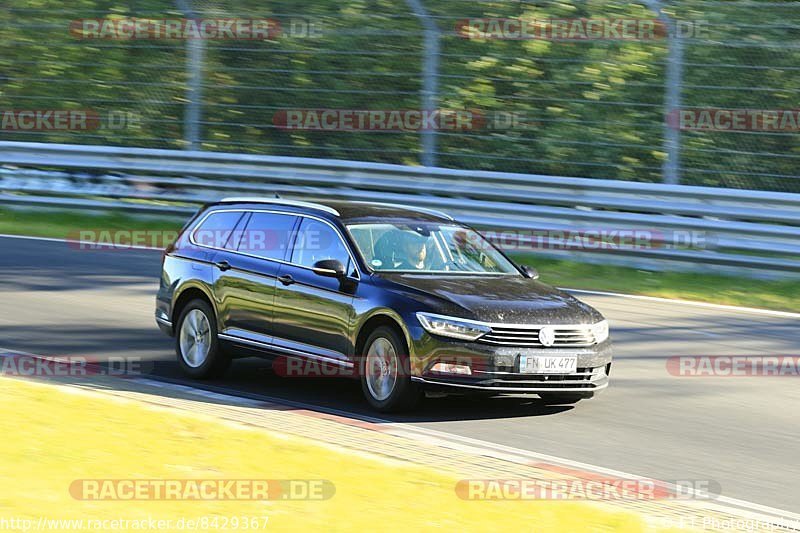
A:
[395,232,428,270]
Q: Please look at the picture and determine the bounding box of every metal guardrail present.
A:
[1,141,799,275]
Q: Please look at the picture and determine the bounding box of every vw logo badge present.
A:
[538,326,556,347]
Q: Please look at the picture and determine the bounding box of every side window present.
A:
[290,218,352,271]
[238,212,298,261]
[192,211,245,249]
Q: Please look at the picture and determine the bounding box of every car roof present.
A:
[214,197,454,223]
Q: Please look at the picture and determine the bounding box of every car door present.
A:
[271,216,358,363]
[212,210,299,346]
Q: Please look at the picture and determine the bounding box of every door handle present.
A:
[277,274,295,286]
[215,260,231,271]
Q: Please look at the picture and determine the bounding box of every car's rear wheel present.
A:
[360,326,420,412]
[175,299,230,379]
[538,392,593,404]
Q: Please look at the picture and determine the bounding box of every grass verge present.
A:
[0,206,183,240]
[510,255,800,314]
[0,377,660,531]
[1,206,797,313]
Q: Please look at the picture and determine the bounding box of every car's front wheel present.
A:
[175,299,230,379]
[359,326,420,412]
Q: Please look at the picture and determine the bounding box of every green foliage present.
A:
[1,1,798,191]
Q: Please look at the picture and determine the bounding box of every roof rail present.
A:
[219,197,340,216]
[349,201,454,221]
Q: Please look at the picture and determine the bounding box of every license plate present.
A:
[519,355,578,374]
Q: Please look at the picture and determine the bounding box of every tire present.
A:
[538,392,593,405]
[175,299,231,379]
[359,326,420,412]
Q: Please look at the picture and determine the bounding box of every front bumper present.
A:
[410,330,613,395]
[155,310,173,336]
[411,366,610,394]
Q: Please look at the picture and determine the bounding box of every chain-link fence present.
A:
[1,1,799,192]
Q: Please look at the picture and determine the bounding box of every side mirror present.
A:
[520,265,539,280]
[312,259,347,279]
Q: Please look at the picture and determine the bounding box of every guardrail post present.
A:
[405,0,440,167]
[175,0,205,151]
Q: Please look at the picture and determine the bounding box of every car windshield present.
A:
[347,221,520,275]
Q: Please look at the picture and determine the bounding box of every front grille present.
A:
[478,325,596,347]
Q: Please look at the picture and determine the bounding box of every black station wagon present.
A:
[156,198,612,412]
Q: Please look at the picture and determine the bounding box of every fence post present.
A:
[643,0,684,185]
[405,0,440,167]
[175,0,205,151]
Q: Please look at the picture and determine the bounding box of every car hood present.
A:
[378,274,604,325]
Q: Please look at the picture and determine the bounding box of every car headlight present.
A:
[416,312,491,341]
[591,320,609,344]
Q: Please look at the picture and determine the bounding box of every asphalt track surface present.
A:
[0,235,797,512]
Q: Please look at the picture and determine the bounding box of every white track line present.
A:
[385,424,800,525]
[0,233,162,251]
[562,288,800,319]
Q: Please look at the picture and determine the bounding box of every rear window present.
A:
[191,211,246,249]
